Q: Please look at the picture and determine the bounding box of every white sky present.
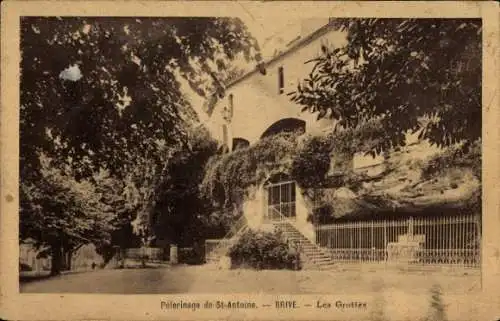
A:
[241,15,303,46]
[238,7,305,59]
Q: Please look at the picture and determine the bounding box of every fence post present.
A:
[358,221,361,262]
[371,221,374,262]
[170,245,178,264]
[384,221,387,264]
[350,230,353,262]
[408,216,414,238]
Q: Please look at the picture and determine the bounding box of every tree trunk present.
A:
[60,247,68,271]
[50,244,62,276]
[66,249,73,271]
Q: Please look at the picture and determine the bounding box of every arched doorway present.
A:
[260,118,306,139]
[263,173,297,222]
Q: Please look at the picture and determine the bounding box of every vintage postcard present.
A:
[1,1,499,320]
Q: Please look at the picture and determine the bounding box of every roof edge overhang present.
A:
[224,20,336,90]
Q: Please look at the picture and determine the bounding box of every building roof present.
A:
[203,20,335,116]
[223,20,335,90]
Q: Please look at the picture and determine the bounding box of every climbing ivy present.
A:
[201,121,481,226]
[290,135,333,189]
[200,131,300,211]
[291,118,386,189]
[200,123,378,213]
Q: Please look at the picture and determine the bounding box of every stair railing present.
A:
[265,203,296,222]
[206,212,248,262]
[269,206,330,256]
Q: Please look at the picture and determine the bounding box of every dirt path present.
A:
[21,264,480,295]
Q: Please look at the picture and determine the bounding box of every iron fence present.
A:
[315,214,481,268]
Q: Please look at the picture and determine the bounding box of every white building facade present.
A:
[206,19,385,241]
[203,19,480,270]
[209,19,345,151]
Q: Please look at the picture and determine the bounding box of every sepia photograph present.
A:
[2,1,499,321]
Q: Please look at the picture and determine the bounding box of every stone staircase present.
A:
[273,221,336,270]
[204,211,337,270]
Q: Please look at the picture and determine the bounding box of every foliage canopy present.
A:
[150,125,218,245]
[20,17,259,271]
[289,18,481,153]
[21,17,259,180]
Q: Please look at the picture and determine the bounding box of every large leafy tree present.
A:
[20,17,259,270]
[21,17,259,179]
[20,154,129,275]
[289,18,481,154]
[150,125,218,246]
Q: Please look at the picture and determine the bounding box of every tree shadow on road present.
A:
[20,273,57,284]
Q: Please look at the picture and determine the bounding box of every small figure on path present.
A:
[91,262,96,270]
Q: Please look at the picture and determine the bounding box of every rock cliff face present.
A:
[360,141,479,206]
[304,140,481,221]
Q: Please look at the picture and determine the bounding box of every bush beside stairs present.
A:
[205,220,336,271]
[273,221,336,270]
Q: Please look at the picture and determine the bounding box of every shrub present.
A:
[228,229,300,270]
